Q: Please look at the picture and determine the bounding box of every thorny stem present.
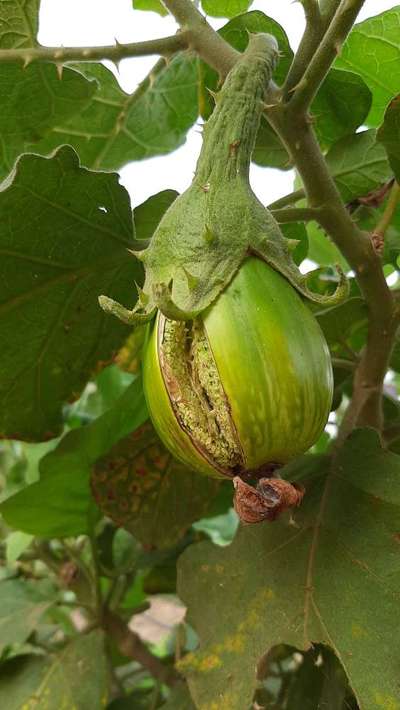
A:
[265,105,398,435]
[0,34,189,65]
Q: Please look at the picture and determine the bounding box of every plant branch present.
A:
[287,0,366,114]
[0,34,189,65]
[374,181,400,239]
[102,610,180,687]
[266,105,398,434]
[268,189,306,210]
[271,206,320,223]
[283,0,323,99]
[162,0,239,76]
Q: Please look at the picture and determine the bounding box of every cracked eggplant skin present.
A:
[143,257,333,478]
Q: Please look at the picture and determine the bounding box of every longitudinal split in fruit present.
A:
[159,317,243,473]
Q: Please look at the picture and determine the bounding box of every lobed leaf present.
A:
[0,578,53,654]
[325,129,392,203]
[28,58,199,171]
[0,378,148,537]
[0,631,109,709]
[91,422,221,549]
[178,430,400,709]
[336,7,400,127]
[0,146,141,440]
[0,0,39,49]
[377,94,400,182]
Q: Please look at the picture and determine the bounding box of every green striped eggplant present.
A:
[143,256,333,479]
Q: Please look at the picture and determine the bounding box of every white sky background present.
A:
[38,0,397,210]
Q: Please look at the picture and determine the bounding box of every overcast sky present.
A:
[38,0,397,209]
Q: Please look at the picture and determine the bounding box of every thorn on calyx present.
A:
[207,88,220,104]
[182,266,199,291]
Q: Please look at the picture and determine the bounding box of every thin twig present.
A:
[283,0,323,99]
[102,610,180,687]
[268,188,306,210]
[0,34,189,66]
[287,0,367,114]
[374,182,400,240]
[271,206,320,223]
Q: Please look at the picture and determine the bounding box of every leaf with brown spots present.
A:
[178,430,400,709]
[91,422,220,548]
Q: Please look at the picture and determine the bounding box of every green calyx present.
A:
[99,33,348,326]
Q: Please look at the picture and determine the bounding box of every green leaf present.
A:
[132,0,168,16]
[0,578,52,654]
[161,682,196,709]
[316,297,368,349]
[91,422,220,548]
[178,430,400,709]
[326,129,392,203]
[306,220,349,270]
[0,146,142,441]
[336,7,400,126]
[5,531,34,563]
[199,12,371,169]
[0,378,148,537]
[0,64,97,180]
[0,631,109,709]
[0,3,96,180]
[312,69,371,149]
[134,189,179,242]
[0,0,39,49]
[281,222,308,265]
[29,58,199,171]
[201,0,251,18]
[377,95,400,181]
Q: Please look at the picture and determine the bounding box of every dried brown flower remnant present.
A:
[233,476,304,524]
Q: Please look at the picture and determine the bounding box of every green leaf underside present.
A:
[0,631,109,710]
[0,2,99,181]
[0,578,52,653]
[0,64,97,180]
[178,429,400,710]
[0,0,39,50]
[325,129,392,203]
[91,422,220,548]
[336,7,400,127]
[377,95,400,182]
[0,378,148,537]
[25,57,199,172]
[0,146,142,441]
